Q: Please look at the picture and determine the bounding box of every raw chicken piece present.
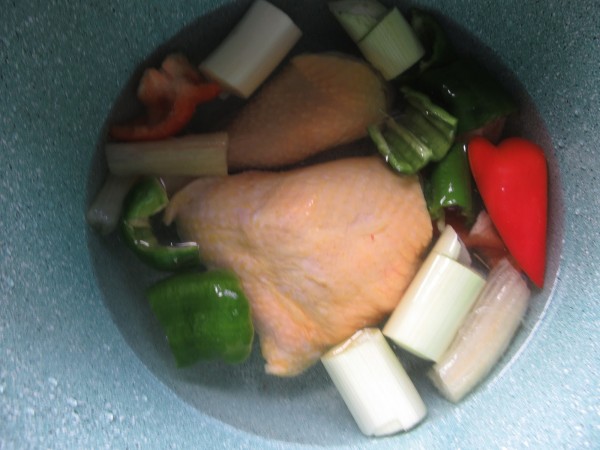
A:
[225,53,390,170]
[165,157,432,376]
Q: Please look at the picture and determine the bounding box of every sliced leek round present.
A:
[383,254,485,362]
[321,328,427,436]
[199,0,302,98]
[328,0,388,43]
[430,224,471,265]
[357,8,424,80]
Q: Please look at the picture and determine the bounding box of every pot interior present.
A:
[86,0,563,444]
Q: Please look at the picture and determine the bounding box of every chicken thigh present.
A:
[165,157,432,376]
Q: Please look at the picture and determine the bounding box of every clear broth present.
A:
[86,0,562,444]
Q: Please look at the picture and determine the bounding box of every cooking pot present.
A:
[1,0,598,447]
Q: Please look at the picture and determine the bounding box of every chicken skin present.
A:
[165,157,432,376]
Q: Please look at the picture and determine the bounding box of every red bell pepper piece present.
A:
[461,210,517,270]
[440,209,515,270]
[467,136,548,287]
[110,54,221,142]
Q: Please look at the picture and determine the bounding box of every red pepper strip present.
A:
[461,210,517,270]
[437,209,513,270]
[110,54,221,142]
[468,137,548,287]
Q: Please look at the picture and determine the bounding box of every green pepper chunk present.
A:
[415,59,517,135]
[410,9,456,73]
[147,270,254,366]
[426,142,474,223]
[120,177,201,271]
[368,86,457,174]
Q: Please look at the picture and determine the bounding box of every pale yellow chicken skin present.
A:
[165,157,432,376]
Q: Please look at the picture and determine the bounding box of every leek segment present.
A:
[328,0,388,42]
[357,8,425,80]
[321,328,427,436]
[199,0,301,98]
[432,223,471,265]
[329,1,424,80]
[86,174,137,235]
[106,133,228,177]
[428,259,530,402]
[383,226,485,362]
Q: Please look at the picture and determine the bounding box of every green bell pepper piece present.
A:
[368,86,457,174]
[401,86,458,159]
[426,142,474,223]
[121,177,201,271]
[147,270,254,366]
[415,58,517,134]
[410,9,457,73]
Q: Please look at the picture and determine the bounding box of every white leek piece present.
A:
[329,1,424,80]
[357,8,424,80]
[106,133,228,177]
[321,328,427,436]
[428,259,530,403]
[430,224,471,266]
[199,0,302,98]
[86,174,137,235]
[383,250,485,362]
[328,0,388,42]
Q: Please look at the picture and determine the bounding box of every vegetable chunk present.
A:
[468,137,548,287]
[110,54,221,142]
[148,270,254,366]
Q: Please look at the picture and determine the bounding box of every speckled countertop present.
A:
[1,0,598,448]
